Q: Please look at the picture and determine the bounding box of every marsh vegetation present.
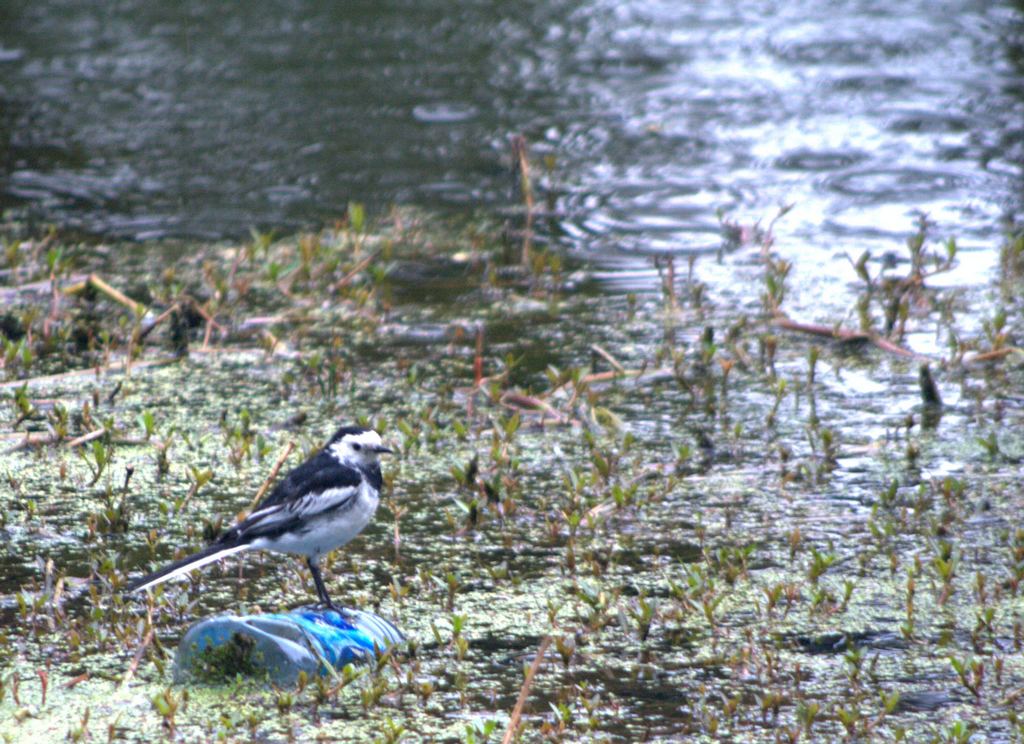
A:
[1,199,1023,742]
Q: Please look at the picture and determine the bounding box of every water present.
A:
[1,0,1021,272]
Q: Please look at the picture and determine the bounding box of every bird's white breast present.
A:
[254,481,380,559]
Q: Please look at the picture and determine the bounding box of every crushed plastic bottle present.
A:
[173,607,404,685]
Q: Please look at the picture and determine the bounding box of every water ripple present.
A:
[775,149,868,172]
[823,167,970,202]
[0,0,1019,274]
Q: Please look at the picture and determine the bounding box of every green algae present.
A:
[185,633,266,684]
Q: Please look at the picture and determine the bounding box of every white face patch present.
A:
[329,430,386,465]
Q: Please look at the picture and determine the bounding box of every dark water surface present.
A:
[1,0,1022,265]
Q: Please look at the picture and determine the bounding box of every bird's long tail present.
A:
[126,542,252,593]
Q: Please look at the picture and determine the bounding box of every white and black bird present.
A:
[127,426,392,611]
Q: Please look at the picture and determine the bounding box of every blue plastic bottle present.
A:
[174,607,404,685]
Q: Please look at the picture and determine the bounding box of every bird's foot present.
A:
[315,601,356,620]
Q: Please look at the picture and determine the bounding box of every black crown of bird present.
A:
[126,425,392,612]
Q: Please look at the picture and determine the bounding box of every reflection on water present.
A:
[0,0,1022,276]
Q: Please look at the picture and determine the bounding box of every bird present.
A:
[126,425,392,611]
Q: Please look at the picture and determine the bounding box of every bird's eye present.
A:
[352,443,362,451]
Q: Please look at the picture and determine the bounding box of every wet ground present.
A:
[1,210,1023,741]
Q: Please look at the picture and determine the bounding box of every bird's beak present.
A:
[374,445,394,455]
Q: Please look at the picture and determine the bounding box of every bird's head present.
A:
[327,426,393,468]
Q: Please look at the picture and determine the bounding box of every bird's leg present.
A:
[307,558,347,615]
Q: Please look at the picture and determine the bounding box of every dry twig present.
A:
[501,635,552,744]
[119,627,154,688]
[246,441,297,512]
[772,315,922,359]
[0,356,179,390]
[64,274,147,316]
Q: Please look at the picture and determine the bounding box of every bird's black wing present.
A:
[256,450,361,509]
[224,460,364,542]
